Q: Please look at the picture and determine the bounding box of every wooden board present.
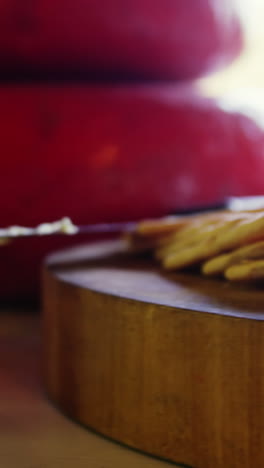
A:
[43,240,264,468]
[0,310,174,468]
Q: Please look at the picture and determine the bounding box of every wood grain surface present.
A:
[43,240,264,468]
[0,309,175,468]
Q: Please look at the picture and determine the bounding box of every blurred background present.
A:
[203,0,264,95]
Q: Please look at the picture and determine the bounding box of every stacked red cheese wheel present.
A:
[0,0,242,80]
[1,0,263,301]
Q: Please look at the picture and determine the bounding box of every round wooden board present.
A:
[43,240,264,468]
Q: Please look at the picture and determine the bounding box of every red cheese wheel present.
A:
[0,0,242,80]
[1,85,264,302]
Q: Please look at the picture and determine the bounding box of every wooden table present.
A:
[0,309,176,468]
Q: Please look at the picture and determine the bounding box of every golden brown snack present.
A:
[202,240,264,276]
[121,209,264,282]
[213,213,264,251]
[154,212,241,260]
[135,216,190,237]
[161,217,245,270]
[132,209,264,281]
[225,260,264,281]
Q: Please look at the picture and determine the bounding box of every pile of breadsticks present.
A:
[128,209,264,282]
